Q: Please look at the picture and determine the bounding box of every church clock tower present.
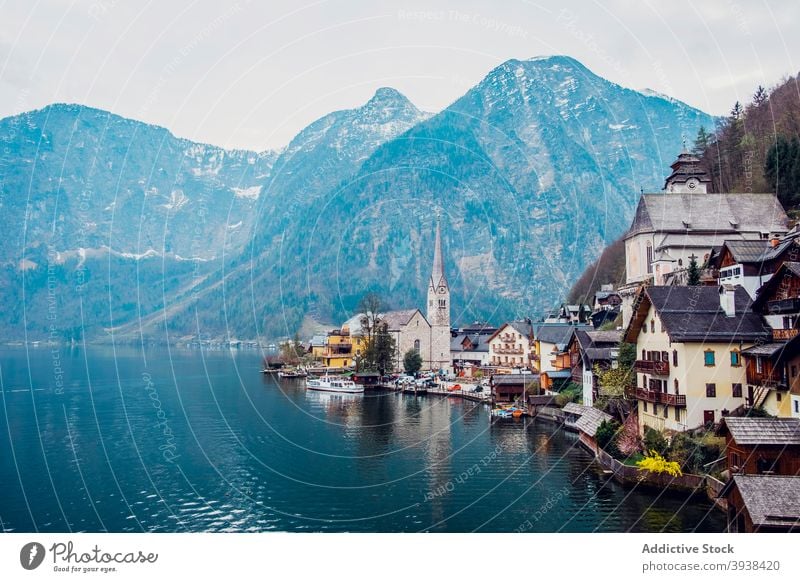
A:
[427,219,451,373]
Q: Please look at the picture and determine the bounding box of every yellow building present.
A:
[624,285,771,434]
[319,323,367,369]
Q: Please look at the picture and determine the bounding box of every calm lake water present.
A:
[0,346,725,533]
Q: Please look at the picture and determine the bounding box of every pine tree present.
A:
[753,85,768,106]
[687,255,701,286]
[692,126,711,155]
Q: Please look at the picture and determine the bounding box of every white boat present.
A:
[306,375,364,394]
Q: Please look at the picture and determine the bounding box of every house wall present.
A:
[634,303,750,433]
[393,311,432,372]
[724,438,800,475]
[489,324,531,368]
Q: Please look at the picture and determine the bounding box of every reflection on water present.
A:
[0,347,726,533]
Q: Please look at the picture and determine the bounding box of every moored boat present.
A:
[306,375,364,394]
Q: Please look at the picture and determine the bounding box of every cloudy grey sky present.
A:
[1,0,797,151]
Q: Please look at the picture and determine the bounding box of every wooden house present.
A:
[719,475,800,532]
[717,417,800,476]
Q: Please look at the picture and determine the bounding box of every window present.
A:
[674,407,680,421]
[663,404,668,418]
[706,383,717,397]
[673,350,678,367]
[646,242,653,274]
[730,351,741,367]
[795,400,799,414]
[650,320,655,333]
[661,350,669,362]
[414,339,420,352]
[438,299,446,308]
[674,379,679,394]
[777,392,782,401]
[643,401,648,413]
[704,350,716,366]
[642,375,648,388]
[678,258,683,267]
[642,349,646,360]
[653,403,658,416]
[732,383,742,398]
[756,357,763,373]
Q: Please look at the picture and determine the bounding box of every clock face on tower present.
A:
[687,178,698,190]
[438,286,447,294]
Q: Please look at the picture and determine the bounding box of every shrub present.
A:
[637,450,683,477]
[643,427,669,455]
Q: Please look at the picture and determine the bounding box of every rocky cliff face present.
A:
[0,57,715,341]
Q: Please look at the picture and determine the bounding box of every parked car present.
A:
[472,385,483,393]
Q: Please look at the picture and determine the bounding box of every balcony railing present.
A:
[634,359,670,375]
[494,347,523,354]
[745,373,788,390]
[633,387,686,407]
[772,328,799,341]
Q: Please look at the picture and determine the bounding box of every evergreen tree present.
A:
[753,85,768,106]
[403,348,423,375]
[692,126,711,155]
[687,255,701,286]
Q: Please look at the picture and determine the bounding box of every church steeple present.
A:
[663,150,711,193]
[430,219,448,291]
[426,216,451,372]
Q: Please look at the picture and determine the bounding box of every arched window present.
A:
[414,339,420,352]
[674,379,679,394]
[646,242,653,274]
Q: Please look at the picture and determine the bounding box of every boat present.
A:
[278,368,307,378]
[306,375,364,394]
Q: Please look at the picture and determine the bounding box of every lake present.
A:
[0,346,725,532]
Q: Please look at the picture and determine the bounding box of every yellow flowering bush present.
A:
[636,450,683,477]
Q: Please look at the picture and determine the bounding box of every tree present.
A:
[692,126,711,155]
[403,348,422,375]
[358,292,384,346]
[753,85,768,106]
[361,320,396,375]
[687,255,701,286]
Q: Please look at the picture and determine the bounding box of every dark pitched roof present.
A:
[586,330,622,344]
[492,373,539,386]
[741,342,786,357]
[718,417,800,445]
[381,309,423,331]
[535,324,584,347]
[574,408,613,438]
[626,193,789,238]
[724,239,773,263]
[728,475,800,527]
[562,402,589,416]
[624,286,771,343]
[450,332,491,353]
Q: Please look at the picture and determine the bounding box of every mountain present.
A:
[190,56,713,339]
[0,57,715,342]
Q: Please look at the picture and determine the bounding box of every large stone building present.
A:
[340,220,452,373]
[619,150,789,326]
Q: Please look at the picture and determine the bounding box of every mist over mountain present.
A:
[0,56,714,342]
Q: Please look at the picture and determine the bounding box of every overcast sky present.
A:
[1,0,797,151]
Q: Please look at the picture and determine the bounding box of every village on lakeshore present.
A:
[266,148,800,534]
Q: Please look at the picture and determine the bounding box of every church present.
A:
[620,150,790,326]
[340,220,452,373]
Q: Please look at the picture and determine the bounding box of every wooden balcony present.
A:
[634,359,670,375]
[634,387,686,407]
[494,347,523,354]
[773,328,799,341]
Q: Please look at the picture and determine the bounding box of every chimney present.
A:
[719,285,736,317]
[770,236,780,248]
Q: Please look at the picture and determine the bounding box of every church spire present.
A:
[431,218,447,289]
